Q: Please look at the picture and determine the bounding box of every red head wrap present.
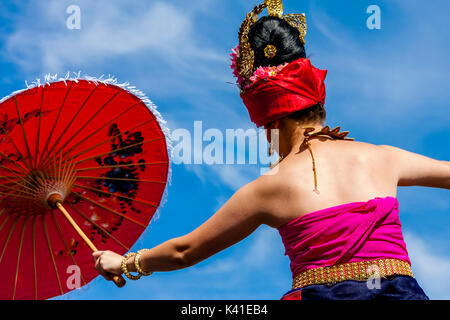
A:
[241,58,327,127]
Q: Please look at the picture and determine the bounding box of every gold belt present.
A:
[292,259,414,289]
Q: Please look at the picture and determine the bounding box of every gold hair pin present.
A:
[264,44,277,58]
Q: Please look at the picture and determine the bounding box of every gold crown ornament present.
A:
[237,0,307,81]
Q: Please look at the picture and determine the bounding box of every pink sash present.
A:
[277,197,411,277]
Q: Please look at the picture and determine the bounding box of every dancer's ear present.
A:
[265,119,280,131]
[273,119,280,130]
[264,120,281,143]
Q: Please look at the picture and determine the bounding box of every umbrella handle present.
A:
[111,275,126,288]
[53,199,127,288]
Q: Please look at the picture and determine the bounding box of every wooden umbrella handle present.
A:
[54,200,126,288]
[110,274,126,288]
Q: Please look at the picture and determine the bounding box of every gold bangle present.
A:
[134,249,153,276]
[121,253,141,280]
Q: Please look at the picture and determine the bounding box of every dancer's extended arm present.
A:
[93,180,272,279]
[381,145,450,189]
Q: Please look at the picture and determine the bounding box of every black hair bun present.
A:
[248,16,306,69]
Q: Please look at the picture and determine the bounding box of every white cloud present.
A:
[210,165,257,191]
[5,0,224,74]
[183,163,259,193]
[404,232,450,299]
[157,225,290,298]
[193,226,283,274]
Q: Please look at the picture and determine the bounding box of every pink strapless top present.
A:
[277,197,411,278]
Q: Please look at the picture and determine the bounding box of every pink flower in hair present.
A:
[230,44,288,90]
[244,63,288,90]
[230,45,245,87]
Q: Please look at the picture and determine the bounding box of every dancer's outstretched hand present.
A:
[93,250,123,280]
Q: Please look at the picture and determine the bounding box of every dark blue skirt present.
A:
[281,275,429,300]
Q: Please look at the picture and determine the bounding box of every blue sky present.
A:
[0,0,449,299]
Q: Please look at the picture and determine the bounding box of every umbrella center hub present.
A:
[25,170,75,210]
[5,168,77,214]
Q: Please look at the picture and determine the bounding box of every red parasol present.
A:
[0,76,171,300]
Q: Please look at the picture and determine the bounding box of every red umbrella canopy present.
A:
[0,78,171,300]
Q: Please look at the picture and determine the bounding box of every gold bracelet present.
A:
[134,249,153,276]
[121,253,141,280]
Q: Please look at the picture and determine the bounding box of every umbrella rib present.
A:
[0,180,38,199]
[38,81,77,167]
[14,96,34,168]
[67,203,130,251]
[66,161,77,190]
[61,153,71,187]
[0,190,36,201]
[0,210,10,232]
[72,183,159,208]
[0,163,26,177]
[69,119,155,160]
[0,173,42,195]
[0,151,29,175]
[71,191,147,228]
[51,152,57,185]
[0,123,33,171]
[35,86,45,167]
[61,100,145,157]
[75,161,169,172]
[0,176,23,187]
[50,211,87,286]
[1,170,49,199]
[42,214,64,296]
[0,215,19,265]
[0,190,29,206]
[40,87,124,169]
[0,190,20,205]
[12,216,28,300]
[75,176,166,184]
[60,155,72,188]
[32,215,38,300]
[56,151,63,185]
[44,118,156,170]
[0,176,22,180]
[74,137,164,165]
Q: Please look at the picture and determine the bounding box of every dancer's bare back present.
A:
[256,140,450,228]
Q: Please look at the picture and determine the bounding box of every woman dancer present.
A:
[94,0,449,300]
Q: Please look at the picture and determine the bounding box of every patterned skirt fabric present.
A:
[281,275,429,300]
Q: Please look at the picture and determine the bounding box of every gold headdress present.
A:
[237,0,307,81]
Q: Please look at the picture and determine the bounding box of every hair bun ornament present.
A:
[264,44,277,58]
[236,0,307,82]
